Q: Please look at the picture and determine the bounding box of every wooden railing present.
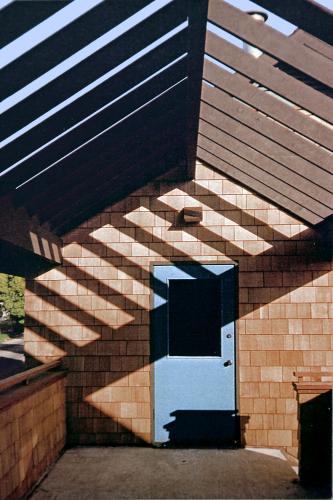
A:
[0,360,66,500]
[0,360,61,393]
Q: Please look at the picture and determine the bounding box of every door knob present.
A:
[224,360,233,366]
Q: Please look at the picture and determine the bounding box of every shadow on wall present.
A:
[299,390,332,498]
[23,173,332,446]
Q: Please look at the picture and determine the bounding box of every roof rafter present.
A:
[254,0,333,45]
[0,0,332,234]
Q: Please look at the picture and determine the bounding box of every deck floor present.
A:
[30,446,316,499]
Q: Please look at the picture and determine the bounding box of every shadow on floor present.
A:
[30,446,326,499]
[163,410,242,447]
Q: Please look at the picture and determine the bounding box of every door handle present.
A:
[224,360,233,366]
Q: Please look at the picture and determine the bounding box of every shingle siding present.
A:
[24,161,333,456]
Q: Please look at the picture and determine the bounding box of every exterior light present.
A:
[243,11,268,59]
[182,207,203,224]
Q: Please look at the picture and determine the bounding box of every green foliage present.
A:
[0,274,25,328]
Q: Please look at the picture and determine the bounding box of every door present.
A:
[152,263,237,446]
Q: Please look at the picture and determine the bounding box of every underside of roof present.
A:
[0,0,332,238]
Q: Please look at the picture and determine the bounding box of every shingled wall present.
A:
[24,161,332,457]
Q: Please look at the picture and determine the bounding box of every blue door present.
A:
[152,263,237,446]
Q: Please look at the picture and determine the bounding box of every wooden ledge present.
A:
[293,382,333,394]
[0,370,67,413]
[0,360,61,393]
[293,371,333,394]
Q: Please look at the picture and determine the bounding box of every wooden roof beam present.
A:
[14,64,187,216]
[37,103,186,224]
[208,0,333,89]
[291,29,333,61]
[203,59,333,153]
[198,116,331,220]
[2,54,188,197]
[1,0,150,100]
[2,28,187,174]
[197,144,322,226]
[185,0,208,179]
[200,84,333,194]
[1,0,186,141]
[205,31,333,124]
[254,0,333,46]
[47,121,186,231]
[54,144,185,235]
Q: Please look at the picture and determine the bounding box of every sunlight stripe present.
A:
[0,0,103,69]
[0,0,173,113]
[1,21,187,149]
[0,0,13,10]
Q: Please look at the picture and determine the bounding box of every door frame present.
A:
[150,260,239,446]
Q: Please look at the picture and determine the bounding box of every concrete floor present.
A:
[31,447,314,499]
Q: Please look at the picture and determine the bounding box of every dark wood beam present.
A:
[185,0,208,179]
[203,59,333,154]
[1,0,186,137]
[0,240,59,278]
[197,144,322,226]
[199,118,332,219]
[200,86,333,196]
[205,31,333,124]
[0,1,70,48]
[37,104,186,223]
[1,0,150,100]
[16,88,186,213]
[54,144,186,235]
[14,75,187,216]
[1,57,188,194]
[254,0,333,46]
[47,118,186,231]
[208,0,333,88]
[292,29,333,61]
[1,28,187,179]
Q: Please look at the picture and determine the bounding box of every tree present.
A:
[0,273,25,332]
